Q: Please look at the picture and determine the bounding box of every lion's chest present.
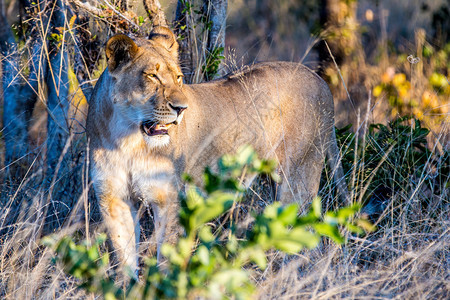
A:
[92,136,177,205]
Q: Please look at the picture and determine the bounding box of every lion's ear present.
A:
[106,34,139,72]
[149,26,179,60]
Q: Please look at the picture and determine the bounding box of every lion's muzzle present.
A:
[141,102,187,136]
[168,102,187,125]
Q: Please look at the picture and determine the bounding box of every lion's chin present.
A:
[142,134,170,148]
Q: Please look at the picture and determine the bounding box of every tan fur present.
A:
[86,27,348,276]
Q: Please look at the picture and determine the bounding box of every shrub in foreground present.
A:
[44,146,371,299]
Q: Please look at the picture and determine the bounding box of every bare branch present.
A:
[68,0,141,32]
[102,0,139,29]
[143,0,168,27]
[67,0,108,17]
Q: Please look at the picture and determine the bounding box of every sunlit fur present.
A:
[86,27,348,278]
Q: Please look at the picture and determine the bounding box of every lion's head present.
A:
[105,27,188,148]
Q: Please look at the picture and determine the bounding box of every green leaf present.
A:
[226,234,239,253]
[288,227,320,248]
[104,292,116,300]
[186,186,204,210]
[311,196,322,218]
[273,239,304,253]
[356,219,376,232]
[336,204,360,223]
[196,245,210,265]
[247,248,267,270]
[198,226,215,243]
[222,178,242,192]
[178,238,192,259]
[87,245,99,261]
[161,244,184,266]
[209,269,250,295]
[263,202,281,219]
[194,192,236,225]
[253,158,278,175]
[204,167,221,193]
[313,223,345,244]
[277,204,298,225]
[236,145,257,166]
[176,271,188,298]
[345,223,364,235]
[270,171,281,183]
[323,212,339,225]
[182,173,193,183]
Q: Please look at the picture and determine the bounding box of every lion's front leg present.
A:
[145,185,179,262]
[151,202,168,262]
[99,193,140,278]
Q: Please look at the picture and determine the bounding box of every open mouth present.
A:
[141,120,174,136]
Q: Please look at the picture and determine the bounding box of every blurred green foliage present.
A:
[373,42,449,125]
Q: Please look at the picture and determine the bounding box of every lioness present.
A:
[86,26,348,275]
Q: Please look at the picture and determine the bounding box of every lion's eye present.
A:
[146,73,157,80]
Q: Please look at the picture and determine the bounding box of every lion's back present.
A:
[171,61,335,177]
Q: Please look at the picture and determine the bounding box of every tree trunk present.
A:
[1,13,25,166]
[0,5,43,177]
[206,0,227,60]
[143,0,168,27]
[42,0,73,232]
[317,0,359,74]
[317,0,367,129]
[204,0,227,80]
[46,0,70,177]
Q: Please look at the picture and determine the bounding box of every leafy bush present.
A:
[44,146,370,299]
[202,46,225,80]
[335,116,448,220]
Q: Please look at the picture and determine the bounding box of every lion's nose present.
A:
[168,102,188,116]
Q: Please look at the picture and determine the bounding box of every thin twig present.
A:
[67,0,107,17]
[101,0,139,29]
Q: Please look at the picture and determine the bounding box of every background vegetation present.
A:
[0,0,448,299]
